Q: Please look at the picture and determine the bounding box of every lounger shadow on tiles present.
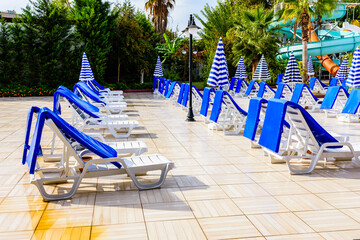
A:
[320,86,349,118]
[23,107,174,201]
[199,87,216,123]
[55,86,139,138]
[73,81,126,115]
[258,99,360,174]
[209,90,247,135]
[337,88,360,123]
[290,84,323,112]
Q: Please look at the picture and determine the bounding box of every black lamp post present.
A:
[182,14,200,122]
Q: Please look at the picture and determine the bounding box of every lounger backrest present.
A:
[182,84,189,107]
[342,89,360,114]
[73,81,106,105]
[309,77,317,90]
[86,80,101,94]
[258,99,338,153]
[165,81,180,99]
[177,83,186,104]
[276,74,284,85]
[23,107,120,174]
[257,81,275,98]
[210,90,247,123]
[22,106,41,166]
[291,84,318,103]
[243,97,268,141]
[234,79,246,93]
[329,77,338,87]
[91,79,106,91]
[200,87,215,117]
[153,76,158,90]
[320,86,349,109]
[274,83,285,99]
[245,80,257,96]
[229,77,236,91]
[54,86,100,118]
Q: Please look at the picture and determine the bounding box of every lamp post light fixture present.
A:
[182,14,200,122]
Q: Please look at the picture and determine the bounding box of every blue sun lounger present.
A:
[85,78,123,97]
[181,84,203,114]
[320,86,349,118]
[290,84,322,112]
[74,81,126,115]
[200,87,216,123]
[329,77,341,87]
[337,89,360,122]
[274,83,292,100]
[309,77,328,92]
[165,81,181,104]
[258,99,360,174]
[234,79,248,97]
[276,74,284,85]
[56,86,139,138]
[23,107,173,201]
[229,77,237,93]
[209,90,247,134]
[256,81,276,99]
[244,80,260,97]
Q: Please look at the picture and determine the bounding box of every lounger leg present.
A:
[127,164,169,190]
[33,176,82,201]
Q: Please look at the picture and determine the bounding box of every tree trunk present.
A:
[293,19,297,41]
[301,8,310,83]
[117,57,120,84]
[252,58,258,78]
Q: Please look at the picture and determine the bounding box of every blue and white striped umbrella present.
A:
[235,56,247,79]
[79,52,95,81]
[336,56,349,81]
[283,52,302,84]
[252,55,271,81]
[207,37,229,87]
[153,56,164,77]
[308,57,315,76]
[347,47,360,87]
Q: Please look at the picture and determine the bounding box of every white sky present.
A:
[0,0,218,31]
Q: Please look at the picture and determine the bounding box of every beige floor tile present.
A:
[203,165,240,174]
[198,216,261,240]
[275,194,334,212]
[221,184,269,198]
[181,186,228,201]
[266,233,324,240]
[317,192,360,209]
[37,208,93,229]
[332,179,360,191]
[320,230,360,240]
[188,199,243,218]
[95,191,140,206]
[341,208,360,223]
[0,195,47,212]
[32,227,90,240]
[296,209,360,232]
[245,172,291,183]
[174,175,217,187]
[248,212,314,236]
[0,211,42,232]
[171,166,207,175]
[195,156,231,166]
[297,180,351,193]
[93,204,143,225]
[146,219,206,240]
[143,201,194,222]
[209,173,254,185]
[46,193,95,210]
[260,182,309,195]
[91,223,147,240]
[233,196,289,214]
[0,231,33,240]
[235,163,276,173]
[140,187,185,204]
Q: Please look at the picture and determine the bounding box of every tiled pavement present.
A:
[0,93,360,239]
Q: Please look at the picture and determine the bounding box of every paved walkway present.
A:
[0,93,360,239]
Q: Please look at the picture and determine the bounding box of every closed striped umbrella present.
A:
[283,52,302,84]
[336,56,349,81]
[347,47,360,87]
[252,55,271,81]
[79,52,95,81]
[154,56,164,77]
[235,56,247,79]
[207,37,229,87]
[308,57,315,76]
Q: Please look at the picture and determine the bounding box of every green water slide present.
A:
[275,5,360,60]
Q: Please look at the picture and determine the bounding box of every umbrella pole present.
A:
[187,32,195,122]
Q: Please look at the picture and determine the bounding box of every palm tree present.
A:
[278,0,337,82]
[232,6,281,74]
[145,0,175,40]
